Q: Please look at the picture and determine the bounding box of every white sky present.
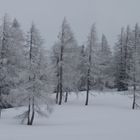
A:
[0,0,140,48]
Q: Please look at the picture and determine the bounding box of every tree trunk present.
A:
[58,43,64,105]
[132,24,137,110]
[56,57,59,104]
[30,97,35,125]
[56,78,59,104]
[27,98,31,125]
[0,88,2,118]
[85,68,90,106]
[0,109,1,118]
[86,38,92,106]
[56,89,59,104]
[65,92,68,103]
[59,79,63,105]
[132,85,136,109]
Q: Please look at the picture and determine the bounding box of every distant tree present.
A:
[51,42,60,104]
[131,24,140,109]
[113,24,140,109]
[97,34,112,90]
[77,45,87,91]
[6,18,26,106]
[114,28,129,91]
[0,14,13,117]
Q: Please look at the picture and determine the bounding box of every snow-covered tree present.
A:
[114,27,130,91]
[51,42,60,104]
[131,24,140,109]
[16,23,53,125]
[97,34,112,90]
[54,18,80,105]
[0,14,13,116]
[85,24,97,105]
[77,45,87,91]
[113,24,140,109]
[6,18,26,107]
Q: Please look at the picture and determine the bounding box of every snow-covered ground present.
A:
[0,91,140,140]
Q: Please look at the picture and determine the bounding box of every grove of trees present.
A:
[0,14,140,125]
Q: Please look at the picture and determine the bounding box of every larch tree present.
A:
[77,45,87,91]
[51,42,61,104]
[131,23,140,109]
[56,18,78,105]
[17,23,53,125]
[114,28,129,91]
[85,24,97,105]
[97,34,112,90]
[0,14,13,117]
[6,18,26,106]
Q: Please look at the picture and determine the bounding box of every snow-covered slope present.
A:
[0,91,140,140]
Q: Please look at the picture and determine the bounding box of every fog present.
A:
[0,0,139,48]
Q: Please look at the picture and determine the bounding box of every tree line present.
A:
[0,14,140,125]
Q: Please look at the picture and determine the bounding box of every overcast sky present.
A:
[0,0,140,48]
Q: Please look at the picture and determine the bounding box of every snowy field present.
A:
[0,91,140,140]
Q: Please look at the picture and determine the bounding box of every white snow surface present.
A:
[0,91,140,140]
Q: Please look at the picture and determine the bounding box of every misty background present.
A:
[0,0,139,48]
